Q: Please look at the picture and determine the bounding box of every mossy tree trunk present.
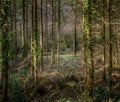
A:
[31,0,38,84]
[83,0,94,95]
[0,0,10,101]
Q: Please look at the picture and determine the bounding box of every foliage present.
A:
[8,70,29,102]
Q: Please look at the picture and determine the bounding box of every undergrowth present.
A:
[6,68,120,102]
[0,56,120,102]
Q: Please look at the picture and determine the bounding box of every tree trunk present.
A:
[45,0,49,59]
[73,0,77,57]
[40,0,44,72]
[0,0,10,101]
[102,0,106,81]
[31,0,38,84]
[83,0,94,95]
[57,0,61,70]
[22,0,27,58]
[108,0,112,91]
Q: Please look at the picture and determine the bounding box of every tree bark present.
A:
[40,0,44,72]
[83,0,94,95]
[108,0,112,91]
[0,0,10,101]
[31,0,38,84]
[102,0,106,81]
[57,0,61,70]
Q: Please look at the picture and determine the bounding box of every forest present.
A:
[0,0,120,102]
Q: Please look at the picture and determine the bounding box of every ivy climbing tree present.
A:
[0,0,10,101]
[83,0,94,95]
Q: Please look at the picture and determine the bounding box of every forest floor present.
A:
[1,52,120,102]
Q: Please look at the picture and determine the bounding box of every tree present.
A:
[108,0,112,91]
[31,0,38,84]
[73,0,77,57]
[102,0,106,81]
[11,0,17,60]
[57,0,61,70]
[51,0,55,66]
[25,0,29,60]
[83,0,94,95]
[22,0,27,58]
[0,0,10,101]
[40,0,44,71]
[45,0,48,59]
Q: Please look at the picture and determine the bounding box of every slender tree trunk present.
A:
[12,0,17,60]
[82,0,88,83]
[51,0,55,66]
[114,12,119,68]
[45,0,49,59]
[108,0,112,91]
[23,0,26,58]
[31,0,38,84]
[25,0,29,60]
[57,0,61,70]
[74,0,77,57]
[40,0,44,72]
[11,0,14,69]
[102,0,106,81]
